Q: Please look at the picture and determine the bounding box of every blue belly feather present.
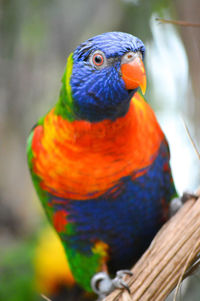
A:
[49,140,177,273]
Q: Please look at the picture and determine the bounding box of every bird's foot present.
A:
[181,192,198,204]
[170,192,198,217]
[91,270,133,301]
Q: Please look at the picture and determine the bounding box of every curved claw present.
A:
[116,270,133,277]
[119,281,131,294]
[113,270,133,292]
[91,272,113,297]
[91,270,133,300]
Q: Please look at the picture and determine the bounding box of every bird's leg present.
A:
[170,192,198,217]
[91,270,133,300]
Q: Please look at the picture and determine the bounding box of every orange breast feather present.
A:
[32,93,164,200]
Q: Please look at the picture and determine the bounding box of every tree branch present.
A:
[105,192,200,301]
[155,18,200,27]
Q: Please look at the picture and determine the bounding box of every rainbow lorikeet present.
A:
[27,32,177,299]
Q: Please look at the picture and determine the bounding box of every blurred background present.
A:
[0,0,199,300]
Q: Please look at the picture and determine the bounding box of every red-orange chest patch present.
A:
[32,93,164,200]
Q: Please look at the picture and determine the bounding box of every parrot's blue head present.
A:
[70,32,146,122]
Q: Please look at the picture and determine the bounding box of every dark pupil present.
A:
[94,55,103,64]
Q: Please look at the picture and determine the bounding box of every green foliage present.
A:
[0,238,39,301]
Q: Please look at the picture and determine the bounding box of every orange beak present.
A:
[121,57,146,95]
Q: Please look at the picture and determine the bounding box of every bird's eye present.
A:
[122,51,143,64]
[126,53,135,60]
[90,51,106,68]
[93,54,104,66]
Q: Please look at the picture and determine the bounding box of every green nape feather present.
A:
[55,52,75,121]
